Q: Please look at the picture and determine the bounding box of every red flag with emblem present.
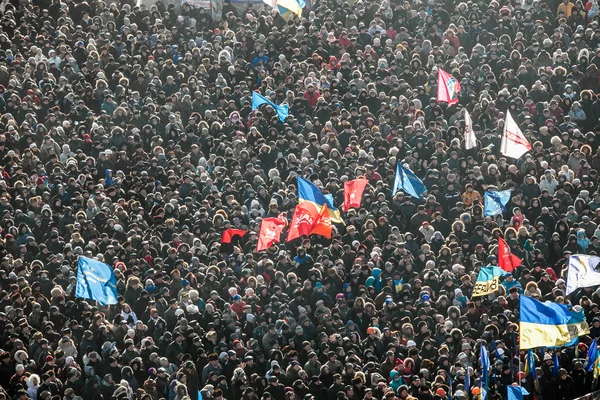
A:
[498,236,522,272]
[437,68,461,105]
[256,216,287,251]
[286,203,319,242]
[343,179,369,211]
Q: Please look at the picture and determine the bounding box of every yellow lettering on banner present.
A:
[472,278,499,297]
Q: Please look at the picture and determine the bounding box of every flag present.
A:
[585,339,598,372]
[198,390,203,400]
[565,255,600,295]
[311,203,332,238]
[480,345,490,392]
[394,279,403,293]
[472,266,505,297]
[392,163,427,199]
[276,0,304,20]
[520,296,590,349]
[464,109,476,150]
[286,202,320,242]
[464,358,471,394]
[437,68,461,104]
[252,91,289,122]
[262,0,276,8]
[553,353,560,379]
[75,256,118,306]
[297,177,343,224]
[343,179,368,211]
[501,112,532,159]
[256,216,287,252]
[507,385,528,400]
[593,355,600,381]
[484,190,512,217]
[498,236,522,272]
[222,228,248,244]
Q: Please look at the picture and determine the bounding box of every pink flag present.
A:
[437,68,461,105]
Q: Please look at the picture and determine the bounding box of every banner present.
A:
[472,266,505,297]
[75,256,118,306]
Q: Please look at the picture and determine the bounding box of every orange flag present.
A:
[498,236,522,272]
[256,216,287,251]
[311,203,332,238]
[343,179,369,211]
[286,203,320,242]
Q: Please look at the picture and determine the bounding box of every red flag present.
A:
[222,228,248,244]
[310,203,332,238]
[256,216,287,251]
[498,236,522,272]
[286,203,320,242]
[437,68,461,105]
[343,179,369,211]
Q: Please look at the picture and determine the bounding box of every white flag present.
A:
[464,110,476,150]
[566,255,600,295]
[501,112,532,159]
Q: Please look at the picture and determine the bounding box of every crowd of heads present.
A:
[1,0,600,399]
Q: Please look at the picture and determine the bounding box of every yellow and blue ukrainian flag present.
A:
[276,0,305,20]
[519,296,589,349]
[297,177,343,224]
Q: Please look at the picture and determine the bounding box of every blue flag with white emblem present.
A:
[75,256,118,306]
[484,190,512,217]
[392,163,427,199]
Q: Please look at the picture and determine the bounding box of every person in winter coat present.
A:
[554,368,575,400]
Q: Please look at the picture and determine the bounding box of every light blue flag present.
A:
[585,339,598,372]
[506,385,528,400]
[75,256,118,306]
[392,163,427,199]
[484,190,512,216]
[198,390,203,400]
[252,91,289,122]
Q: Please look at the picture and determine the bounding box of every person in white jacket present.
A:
[540,170,558,195]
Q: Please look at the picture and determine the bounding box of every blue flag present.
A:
[392,163,427,199]
[553,353,560,378]
[484,190,512,216]
[198,390,203,400]
[480,345,490,390]
[252,91,289,122]
[507,385,528,400]
[586,339,598,372]
[75,256,118,306]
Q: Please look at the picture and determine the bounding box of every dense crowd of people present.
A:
[1,0,600,399]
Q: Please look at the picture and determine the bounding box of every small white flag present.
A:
[464,109,476,150]
[501,112,532,159]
